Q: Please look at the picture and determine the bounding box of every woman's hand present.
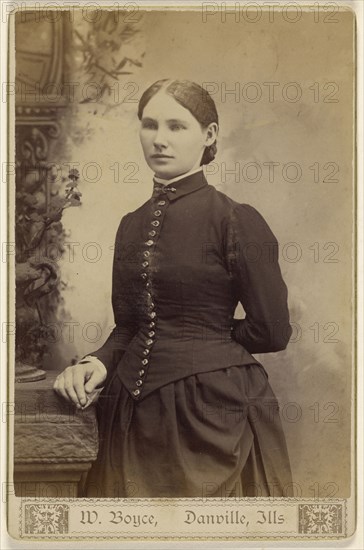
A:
[53,358,107,409]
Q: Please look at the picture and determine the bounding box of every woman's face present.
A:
[139,92,217,179]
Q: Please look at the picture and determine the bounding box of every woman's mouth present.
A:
[151,154,174,159]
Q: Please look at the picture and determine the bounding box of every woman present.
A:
[54,79,293,498]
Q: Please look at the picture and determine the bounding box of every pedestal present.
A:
[14,373,99,498]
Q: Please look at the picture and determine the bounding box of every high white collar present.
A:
[153,166,203,185]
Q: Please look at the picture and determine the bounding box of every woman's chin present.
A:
[152,166,197,180]
[153,168,180,180]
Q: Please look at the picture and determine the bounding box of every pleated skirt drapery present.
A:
[82,364,293,498]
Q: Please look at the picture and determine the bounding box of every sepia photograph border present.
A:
[1,0,363,547]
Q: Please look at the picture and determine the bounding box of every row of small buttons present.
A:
[132,199,167,397]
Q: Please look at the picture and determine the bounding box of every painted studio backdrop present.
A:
[14,7,354,498]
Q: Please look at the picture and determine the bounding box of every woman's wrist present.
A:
[79,355,107,387]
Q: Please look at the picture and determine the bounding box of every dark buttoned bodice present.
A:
[91,170,292,401]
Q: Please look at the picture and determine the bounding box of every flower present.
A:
[68,168,80,181]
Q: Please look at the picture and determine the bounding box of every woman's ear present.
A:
[205,122,218,146]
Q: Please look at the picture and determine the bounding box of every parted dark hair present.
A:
[137,79,219,165]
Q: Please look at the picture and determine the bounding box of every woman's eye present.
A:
[170,123,186,131]
[142,121,157,130]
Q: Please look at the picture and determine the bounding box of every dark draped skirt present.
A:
[82,363,292,498]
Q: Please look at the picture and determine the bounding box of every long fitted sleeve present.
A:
[228,204,292,354]
[87,214,138,376]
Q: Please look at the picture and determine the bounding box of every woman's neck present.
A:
[154,166,203,185]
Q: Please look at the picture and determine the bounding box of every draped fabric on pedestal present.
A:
[83,169,293,498]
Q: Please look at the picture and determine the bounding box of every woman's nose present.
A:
[153,127,168,148]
